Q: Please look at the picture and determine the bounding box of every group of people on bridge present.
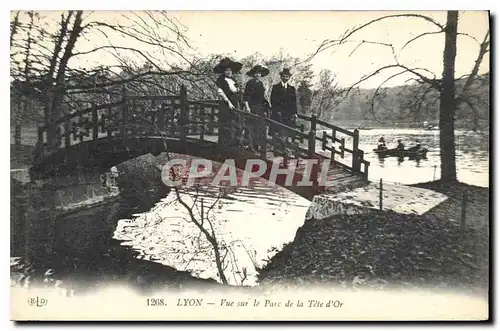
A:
[213,57,298,151]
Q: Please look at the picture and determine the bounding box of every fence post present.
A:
[308,115,317,157]
[379,178,383,210]
[179,85,188,145]
[460,192,468,243]
[352,128,360,172]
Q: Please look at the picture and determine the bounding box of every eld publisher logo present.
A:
[28,296,48,307]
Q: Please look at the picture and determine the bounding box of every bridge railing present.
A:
[190,103,369,178]
[33,86,368,179]
[34,88,187,161]
[187,100,220,139]
[35,101,124,160]
[297,114,370,178]
[177,101,313,160]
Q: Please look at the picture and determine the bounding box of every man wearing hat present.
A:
[270,68,298,139]
[213,57,243,147]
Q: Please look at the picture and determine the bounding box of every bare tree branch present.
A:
[10,11,21,48]
[306,13,445,61]
[369,70,410,117]
[47,11,74,83]
[65,70,190,91]
[344,64,439,98]
[458,30,490,102]
[72,45,162,71]
[348,40,396,58]
[402,31,443,49]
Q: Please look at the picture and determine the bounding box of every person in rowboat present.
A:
[408,140,423,153]
[377,137,387,150]
[396,139,405,151]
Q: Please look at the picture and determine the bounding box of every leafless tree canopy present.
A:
[305,11,489,181]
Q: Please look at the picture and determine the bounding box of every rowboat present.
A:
[373,147,428,159]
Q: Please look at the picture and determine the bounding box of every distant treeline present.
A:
[300,73,490,131]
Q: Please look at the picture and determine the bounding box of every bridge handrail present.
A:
[124,95,179,101]
[297,114,354,136]
[189,100,219,107]
[37,101,124,132]
[231,107,309,139]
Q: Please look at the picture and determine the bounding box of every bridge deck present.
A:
[31,132,368,201]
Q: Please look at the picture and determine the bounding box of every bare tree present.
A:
[10,10,204,146]
[307,11,490,182]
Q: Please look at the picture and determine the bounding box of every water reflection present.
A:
[113,162,310,287]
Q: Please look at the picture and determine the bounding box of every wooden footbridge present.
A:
[30,86,370,201]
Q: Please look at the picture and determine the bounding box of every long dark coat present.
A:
[243,78,267,148]
[270,82,298,136]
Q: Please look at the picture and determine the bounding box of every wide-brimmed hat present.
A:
[246,64,270,77]
[280,68,292,76]
[213,57,243,74]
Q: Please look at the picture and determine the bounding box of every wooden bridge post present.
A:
[179,85,188,146]
[352,128,361,173]
[308,115,317,157]
[199,106,205,140]
[120,87,129,137]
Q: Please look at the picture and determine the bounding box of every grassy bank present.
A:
[258,181,489,295]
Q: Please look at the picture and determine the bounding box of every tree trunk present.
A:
[14,119,22,146]
[439,11,458,182]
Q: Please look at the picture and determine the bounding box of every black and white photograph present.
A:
[9,9,490,321]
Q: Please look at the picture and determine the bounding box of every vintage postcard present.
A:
[10,10,490,321]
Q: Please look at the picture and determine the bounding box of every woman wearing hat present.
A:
[243,64,270,152]
[213,57,243,147]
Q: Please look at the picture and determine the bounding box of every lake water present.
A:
[113,128,489,286]
[332,128,489,187]
[114,176,310,286]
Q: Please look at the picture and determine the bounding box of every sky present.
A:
[12,10,490,89]
[168,10,490,88]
